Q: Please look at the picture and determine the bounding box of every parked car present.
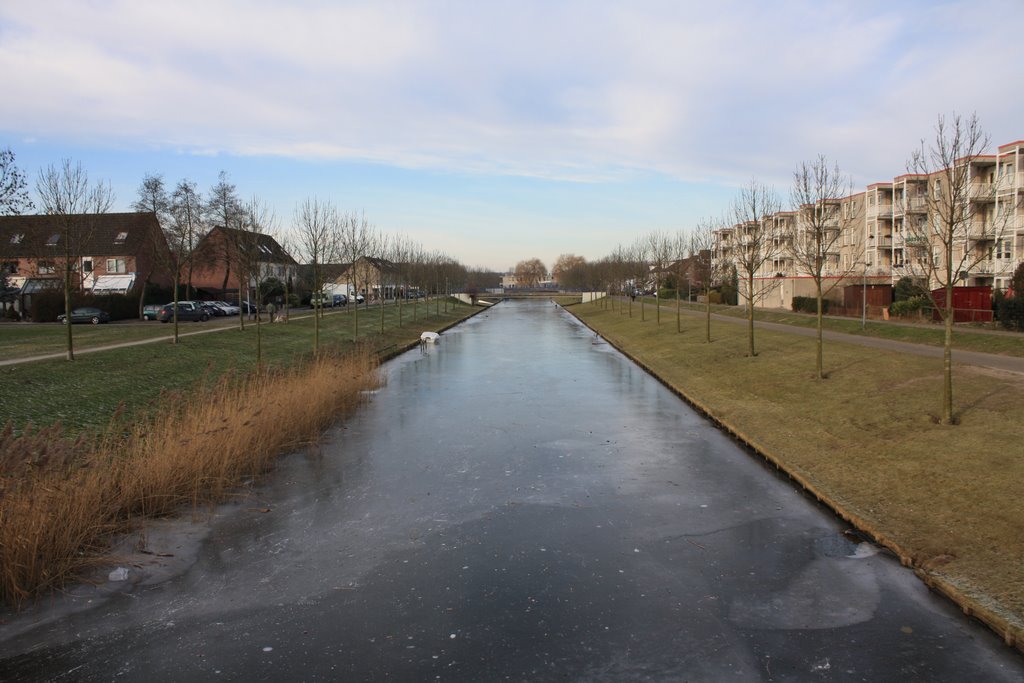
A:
[157,301,210,323]
[58,307,110,325]
[214,301,240,315]
[201,301,230,316]
[311,293,347,308]
[142,304,162,321]
[239,301,258,315]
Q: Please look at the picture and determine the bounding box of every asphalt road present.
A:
[1,300,1022,681]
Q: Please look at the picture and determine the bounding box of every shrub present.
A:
[29,289,66,322]
[658,288,677,300]
[894,276,921,302]
[995,295,1024,332]
[890,296,930,318]
[791,296,830,314]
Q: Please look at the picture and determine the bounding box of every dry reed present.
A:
[0,347,381,608]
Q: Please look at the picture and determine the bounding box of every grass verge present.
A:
[632,296,1024,358]
[570,299,1024,652]
[0,300,476,434]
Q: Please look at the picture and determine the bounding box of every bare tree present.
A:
[389,234,419,327]
[0,147,33,216]
[206,171,247,328]
[691,218,724,343]
[131,174,173,318]
[645,231,675,325]
[239,196,279,367]
[170,180,204,302]
[670,230,690,333]
[731,179,783,357]
[0,148,33,297]
[339,211,376,340]
[274,230,299,323]
[790,156,864,379]
[294,197,339,353]
[514,258,546,288]
[158,180,204,344]
[903,113,1009,424]
[35,160,114,361]
[373,231,392,333]
[627,238,650,320]
[552,253,587,290]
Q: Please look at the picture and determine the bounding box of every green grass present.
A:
[0,300,477,434]
[0,321,183,360]
[574,299,1024,646]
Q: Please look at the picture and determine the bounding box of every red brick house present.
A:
[0,212,173,315]
[190,226,298,305]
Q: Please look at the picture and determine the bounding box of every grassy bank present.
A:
[571,299,1024,650]
[0,299,476,434]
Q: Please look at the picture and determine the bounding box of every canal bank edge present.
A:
[562,303,1023,655]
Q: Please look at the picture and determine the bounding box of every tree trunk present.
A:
[815,287,824,379]
[943,283,954,424]
[705,295,711,343]
[256,299,263,369]
[675,286,681,333]
[64,273,74,361]
[747,273,756,356]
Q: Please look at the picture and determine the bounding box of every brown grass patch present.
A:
[0,347,381,607]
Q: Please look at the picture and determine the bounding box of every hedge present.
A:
[791,296,830,314]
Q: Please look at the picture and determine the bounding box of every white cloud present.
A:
[1,0,1021,188]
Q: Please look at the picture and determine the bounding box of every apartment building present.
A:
[713,138,1024,311]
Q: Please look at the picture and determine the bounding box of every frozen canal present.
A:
[2,299,1023,681]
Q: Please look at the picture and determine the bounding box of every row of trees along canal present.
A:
[0,154,500,363]
[531,114,1018,427]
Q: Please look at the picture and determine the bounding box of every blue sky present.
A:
[2,0,1022,271]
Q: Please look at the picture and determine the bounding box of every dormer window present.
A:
[46,233,60,246]
[114,231,128,244]
[10,233,23,244]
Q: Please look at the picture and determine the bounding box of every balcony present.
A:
[966,221,995,241]
[970,260,995,275]
[903,196,928,213]
[867,203,893,218]
[970,183,995,202]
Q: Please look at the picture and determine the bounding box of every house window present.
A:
[46,233,60,246]
[3,261,17,274]
[106,258,127,274]
[114,231,128,244]
[82,259,93,273]
[996,239,1011,259]
[10,233,23,244]
[38,260,55,274]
